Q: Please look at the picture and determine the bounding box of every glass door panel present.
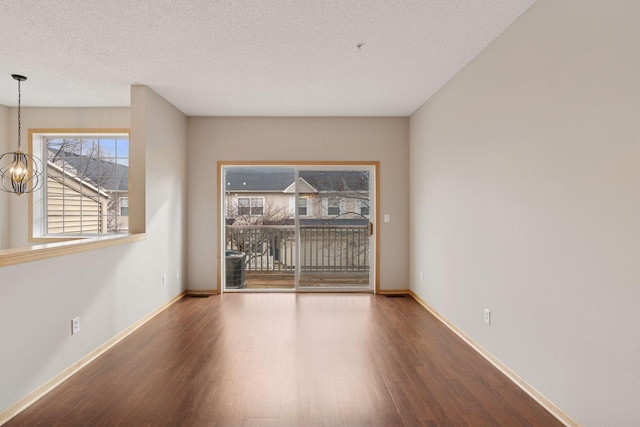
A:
[223,166,296,290]
[297,168,372,290]
[222,164,375,292]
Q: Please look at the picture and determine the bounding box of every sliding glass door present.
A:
[221,164,375,292]
[297,168,371,289]
[223,166,297,290]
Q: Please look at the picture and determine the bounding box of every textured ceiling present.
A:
[0,0,535,116]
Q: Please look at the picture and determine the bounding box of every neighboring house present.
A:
[224,168,370,273]
[46,161,110,234]
[224,168,370,224]
[47,149,129,234]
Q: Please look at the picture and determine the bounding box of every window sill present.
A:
[0,233,147,268]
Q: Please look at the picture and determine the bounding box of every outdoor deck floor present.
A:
[244,272,369,289]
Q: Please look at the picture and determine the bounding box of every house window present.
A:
[120,197,129,216]
[360,201,370,216]
[238,198,250,215]
[39,135,129,236]
[238,197,264,216]
[327,198,341,216]
[298,197,308,216]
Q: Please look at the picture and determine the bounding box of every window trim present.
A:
[29,129,130,242]
[0,125,145,267]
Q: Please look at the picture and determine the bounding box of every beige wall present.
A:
[409,0,640,425]
[187,117,409,291]
[0,105,8,249]
[134,85,188,276]
[6,107,130,248]
[0,88,188,415]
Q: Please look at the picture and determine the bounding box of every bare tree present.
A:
[225,197,293,226]
[47,138,128,234]
[304,171,370,220]
[224,171,372,275]
[300,171,371,270]
[225,196,294,269]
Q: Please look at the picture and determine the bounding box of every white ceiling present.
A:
[0,0,535,116]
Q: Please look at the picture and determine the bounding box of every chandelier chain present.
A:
[17,78,22,150]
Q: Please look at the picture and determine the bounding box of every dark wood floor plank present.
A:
[5,294,563,427]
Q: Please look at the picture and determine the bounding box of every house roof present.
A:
[225,168,296,192]
[283,177,317,194]
[225,168,369,193]
[299,171,369,193]
[48,149,129,192]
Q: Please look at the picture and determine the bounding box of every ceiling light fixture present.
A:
[0,74,43,196]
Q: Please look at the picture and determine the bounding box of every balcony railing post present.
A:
[225,224,369,275]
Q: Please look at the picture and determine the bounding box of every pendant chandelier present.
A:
[0,74,43,196]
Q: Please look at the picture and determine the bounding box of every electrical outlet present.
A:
[420,272,424,282]
[176,269,180,279]
[163,274,167,285]
[484,308,491,325]
[71,317,80,335]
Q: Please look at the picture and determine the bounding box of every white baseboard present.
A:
[0,291,186,426]
[408,290,579,427]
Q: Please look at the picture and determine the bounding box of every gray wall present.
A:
[0,88,188,414]
[409,0,640,425]
[186,117,410,291]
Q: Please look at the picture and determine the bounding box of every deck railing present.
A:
[226,225,370,273]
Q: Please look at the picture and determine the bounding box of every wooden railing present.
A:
[225,225,370,273]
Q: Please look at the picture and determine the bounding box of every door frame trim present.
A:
[217,161,380,293]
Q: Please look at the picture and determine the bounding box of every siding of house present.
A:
[310,194,369,220]
[111,191,129,232]
[46,168,108,234]
[227,190,369,221]
[226,192,291,222]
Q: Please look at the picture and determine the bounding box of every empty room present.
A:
[1,1,638,426]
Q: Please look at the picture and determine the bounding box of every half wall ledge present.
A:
[0,233,147,268]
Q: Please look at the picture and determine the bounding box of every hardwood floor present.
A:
[6,294,563,426]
